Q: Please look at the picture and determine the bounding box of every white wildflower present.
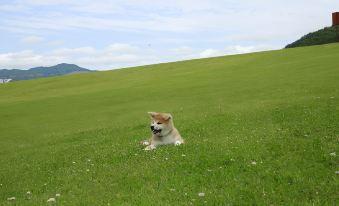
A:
[55,193,61,197]
[330,152,336,156]
[47,197,56,202]
[251,161,257,165]
[26,191,31,195]
[181,154,186,157]
[7,197,15,201]
[198,192,205,197]
[142,141,150,146]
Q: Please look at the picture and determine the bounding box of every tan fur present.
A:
[142,112,184,150]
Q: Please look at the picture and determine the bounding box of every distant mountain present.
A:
[0,63,94,81]
[285,25,339,48]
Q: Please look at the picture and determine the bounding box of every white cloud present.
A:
[0,50,44,68]
[71,2,123,14]
[199,45,273,58]
[168,46,197,60]
[51,47,96,55]
[0,4,26,12]
[20,35,44,44]
[106,43,139,53]
[170,46,193,55]
[22,0,71,5]
[199,49,220,58]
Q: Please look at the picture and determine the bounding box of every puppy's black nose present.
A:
[150,126,154,130]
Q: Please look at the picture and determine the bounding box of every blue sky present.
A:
[0,0,338,70]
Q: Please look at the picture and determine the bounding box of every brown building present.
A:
[333,12,339,26]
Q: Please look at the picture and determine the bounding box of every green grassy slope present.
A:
[0,43,338,205]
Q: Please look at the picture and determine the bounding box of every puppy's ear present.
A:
[164,113,172,121]
[148,112,157,118]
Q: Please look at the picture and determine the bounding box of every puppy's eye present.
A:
[157,122,162,124]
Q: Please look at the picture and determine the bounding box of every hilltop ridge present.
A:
[0,63,94,81]
[285,25,339,48]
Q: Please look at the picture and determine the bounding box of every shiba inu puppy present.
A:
[142,112,184,150]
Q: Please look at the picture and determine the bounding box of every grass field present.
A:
[0,43,338,205]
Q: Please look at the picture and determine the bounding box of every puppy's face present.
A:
[148,112,173,136]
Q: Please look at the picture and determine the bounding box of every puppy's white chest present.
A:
[155,134,176,145]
